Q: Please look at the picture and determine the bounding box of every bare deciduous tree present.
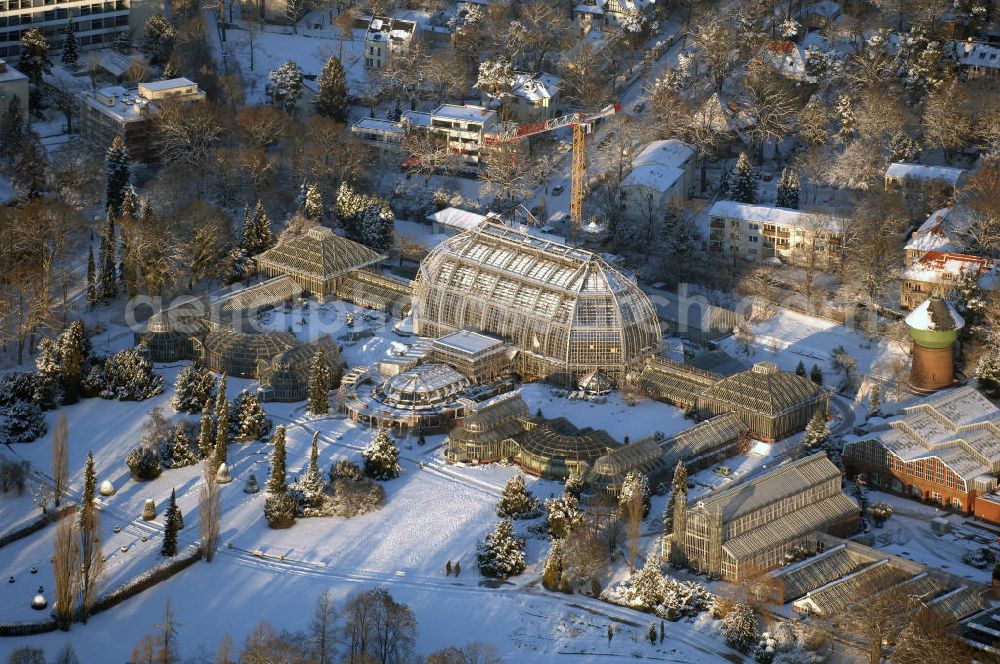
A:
[52,513,80,630]
[310,590,337,664]
[199,457,221,562]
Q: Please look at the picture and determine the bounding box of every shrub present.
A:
[0,401,47,443]
[125,445,162,481]
[329,459,364,483]
[264,493,297,528]
[99,348,164,401]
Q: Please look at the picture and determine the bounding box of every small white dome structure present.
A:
[216,463,232,484]
[31,594,47,610]
[99,479,116,496]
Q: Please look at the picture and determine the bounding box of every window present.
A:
[749,236,759,243]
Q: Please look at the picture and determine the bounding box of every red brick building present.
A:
[843,386,1000,520]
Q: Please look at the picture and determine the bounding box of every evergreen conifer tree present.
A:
[85,245,97,306]
[267,426,288,495]
[477,518,526,579]
[810,364,823,385]
[308,349,330,415]
[663,461,687,534]
[867,384,881,418]
[619,470,651,518]
[169,426,198,468]
[541,540,564,591]
[776,168,800,209]
[171,365,217,414]
[803,409,829,451]
[162,58,179,79]
[795,360,806,376]
[198,402,214,460]
[161,488,179,556]
[18,28,52,87]
[633,552,664,609]
[315,56,348,121]
[303,183,323,221]
[214,375,229,467]
[496,474,541,519]
[61,17,78,66]
[98,212,117,299]
[230,390,272,441]
[104,135,131,217]
[977,341,1000,398]
[57,320,89,404]
[362,429,402,480]
[78,451,100,622]
[300,431,324,501]
[731,152,757,204]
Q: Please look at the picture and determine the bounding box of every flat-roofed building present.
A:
[707,200,847,267]
[432,329,510,383]
[426,207,486,235]
[884,162,967,204]
[0,0,134,59]
[621,140,695,213]
[78,77,206,161]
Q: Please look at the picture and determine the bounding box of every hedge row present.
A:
[0,618,59,637]
[86,544,202,617]
[0,503,75,550]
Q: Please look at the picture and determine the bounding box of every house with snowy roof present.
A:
[843,386,1000,521]
[885,162,967,204]
[427,207,487,235]
[900,251,999,310]
[364,16,421,70]
[572,0,653,34]
[508,72,561,122]
[904,206,975,263]
[707,201,847,267]
[621,140,695,215]
[954,40,1000,80]
[761,41,816,83]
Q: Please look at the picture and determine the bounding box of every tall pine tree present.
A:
[663,460,687,535]
[214,375,229,467]
[86,245,97,307]
[161,488,180,556]
[98,212,118,299]
[776,168,800,209]
[730,152,757,204]
[78,451,101,623]
[308,349,330,415]
[315,56,348,121]
[105,135,131,217]
[267,426,287,494]
[61,17,78,66]
[198,401,215,460]
[18,28,51,87]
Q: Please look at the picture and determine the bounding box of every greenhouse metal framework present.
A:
[255,226,386,297]
[412,219,662,384]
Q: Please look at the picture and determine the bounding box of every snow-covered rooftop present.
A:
[904,297,965,332]
[511,72,560,102]
[621,139,694,192]
[708,201,846,232]
[402,110,432,127]
[954,40,1000,71]
[762,41,815,83]
[139,77,196,92]
[901,251,999,289]
[354,117,404,133]
[427,207,487,231]
[0,59,27,84]
[432,103,495,123]
[885,162,967,185]
[433,329,505,356]
[905,207,973,255]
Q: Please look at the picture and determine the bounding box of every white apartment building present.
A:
[0,0,159,59]
[364,15,418,70]
[707,201,847,267]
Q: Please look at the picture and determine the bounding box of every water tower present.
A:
[905,297,964,392]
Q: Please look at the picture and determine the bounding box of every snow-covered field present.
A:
[0,299,748,662]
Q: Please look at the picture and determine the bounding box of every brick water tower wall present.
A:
[910,343,954,392]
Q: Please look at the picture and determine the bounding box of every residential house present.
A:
[508,72,560,122]
[364,16,419,70]
[843,386,1000,520]
[899,250,998,310]
[762,41,816,83]
[954,40,1000,80]
[707,201,847,267]
[78,77,206,162]
[885,162,967,204]
[426,207,487,235]
[904,206,972,263]
[0,58,27,114]
[668,452,859,582]
[621,139,695,215]
[572,0,651,34]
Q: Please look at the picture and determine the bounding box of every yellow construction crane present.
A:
[485,103,621,232]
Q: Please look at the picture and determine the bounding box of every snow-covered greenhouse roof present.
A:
[255,226,384,282]
[698,453,843,523]
[771,544,872,602]
[218,275,302,315]
[697,361,823,417]
[634,358,719,405]
[412,218,661,380]
[449,391,528,444]
[373,363,471,410]
[518,417,616,463]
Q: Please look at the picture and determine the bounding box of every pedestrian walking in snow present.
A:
[454,560,461,576]
[446,561,452,576]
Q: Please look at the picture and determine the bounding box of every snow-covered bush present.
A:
[391,180,437,221]
[496,474,542,519]
[618,470,651,518]
[125,445,162,481]
[544,494,583,539]
[170,365,216,414]
[0,372,39,408]
[329,459,363,483]
[264,493,297,528]
[868,501,893,527]
[166,424,199,469]
[229,390,271,441]
[98,348,164,401]
[477,518,526,579]
[362,430,402,480]
[0,401,47,444]
[601,570,716,621]
[325,477,385,518]
[722,602,758,651]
